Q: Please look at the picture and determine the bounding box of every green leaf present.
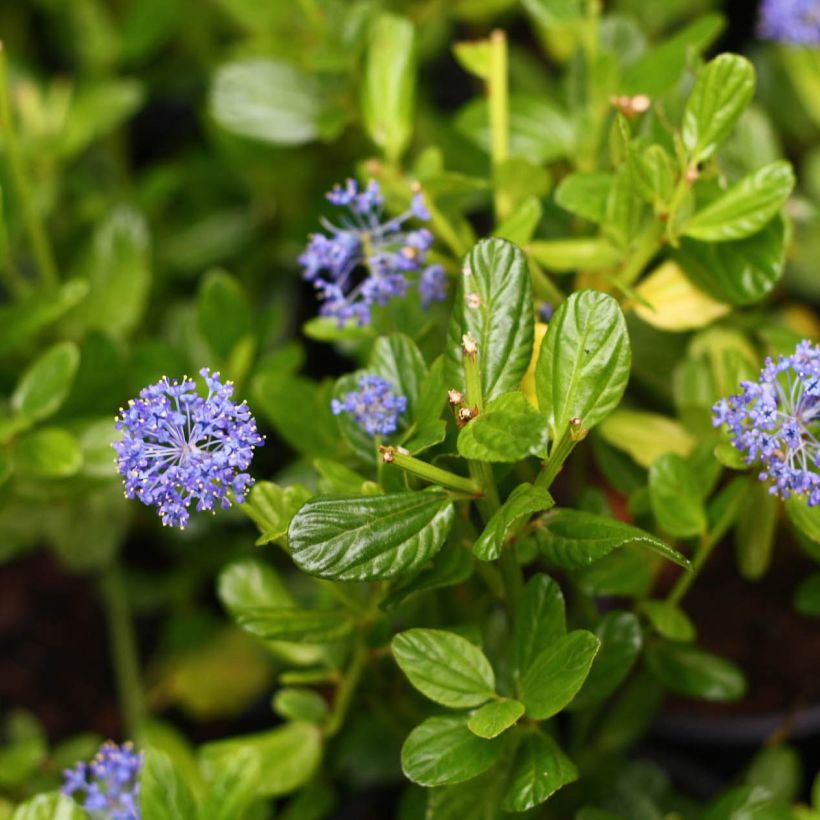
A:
[522,0,584,25]
[446,239,534,402]
[735,481,778,580]
[218,558,293,615]
[681,161,794,242]
[745,745,801,804]
[501,731,578,813]
[140,750,198,820]
[514,574,566,679]
[554,172,612,224]
[648,453,707,538]
[197,747,260,820]
[598,409,695,468]
[210,60,342,145]
[682,54,756,163]
[457,392,548,463]
[200,722,322,798]
[425,767,507,820]
[369,334,427,423]
[197,269,252,361]
[603,165,644,250]
[0,450,11,487]
[794,572,820,617]
[392,628,495,708]
[401,715,503,787]
[14,428,82,478]
[241,482,313,546]
[473,483,554,561]
[382,543,473,609]
[494,196,543,246]
[288,491,455,581]
[570,611,642,711]
[786,496,820,543]
[677,216,786,306]
[646,641,747,702]
[527,238,621,271]
[519,630,600,719]
[535,290,631,442]
[272,688,329,724]
[234,606,352,643]
[535,508,691,569]
[467,699,525,739]
[11,793,85,820]
[12,342,80,423]
[453,40,492,80]
[362,13,415,161]
[640,600,696,642]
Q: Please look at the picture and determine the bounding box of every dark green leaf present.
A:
[735,481,778,580]
[12,342,80,423]
[648,453,707,538]
[640,600,696,642]
[681,161,794,242]
[473,483,554,561]
[425,766,507,820]
[501,731,578,812]
[467,699,525,739]
[646,641,747,701]
[514,574,566,680]
[519,630,600,719]
[289,491,455,581]
[446,239,534,402]
[745,745,801,804]
[382,544,473,609]
[140,750,198,820]
[535,290,631,442]
[682,54,756,163]
[392,628,495,708]
[234,607,352,643]
[794,572,820,617]
[457,392,548,463]
[536,508,690,569]
[401,715,503,787]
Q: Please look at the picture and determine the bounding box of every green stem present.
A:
[616,221,664,288]
[0,43,58,289]
[499,546,523,616]
[324,639,367,738]
[381,447,483,496]
[488,30,510,221]
[99,564,145,737]
[667,532,716,606]
[536,425,580,491]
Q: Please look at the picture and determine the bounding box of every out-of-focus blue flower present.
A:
[300,179,447,325]
[63,741,143,820]
[759,0,820,44]
[114,369,264,529]
[713,340,820,505]
[331,374,408,437]
[538,302,554,323]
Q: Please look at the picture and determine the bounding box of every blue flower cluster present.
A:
[300,179,447,325]
[332,374,408,437]
[713,340,820,506]
[63,741,143,820]
[759,0,820,44]
[114,369,264,529]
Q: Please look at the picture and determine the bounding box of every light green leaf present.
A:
[457,392,548,463]
[467,699,525,739]
[197,269,252,361]
[473,483,554,561]
[272,688,329,724]
[12,342,80,423]
[554,172,612,224]
[14,428,82,478]
[241,482,313,546]
[598,409,695,468]
[11,793,85,820]
[446,239,534,402]
[535,290,631,443]
[745,745,801,804]
[140,750,198,820]
[218,559,293,614]
[735,481,778,580]
[453,40,492,80]
[522,0,584,25]
[493,196,543,246]
[649,452,707,538]
[197,748,260,820]
[514,574,566,679]
[288,491,455,581]
[646,641,747,702]
[401,715,503,787]
[786,496,820,543]
[681,161,794,242]
[519,630,600,719]
[392,628,495,708]
[362,13,415,161]
[501,731,578,813]
[682,53,756,163]
[233,607,352,643]
[640,600,696,642]
[527,238,621,271]
[535,508,691,569]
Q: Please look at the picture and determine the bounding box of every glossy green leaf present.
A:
[392,628,495,708]
[289,491,455,581]
[12,342,80,423]
[535,290,631,442]
[218,558,293,615]
[735,481,778,580]
[200,722,322,798]
[554,172,612,224]
[527,238,621,271]
[514,574,566,679]
[197,269,252,360]
[14,428,82,478]
[570,611,642,710]
[519,630,600,719]
[457,392,548,463]
[140,750,198,820]
[501,731,578,813]
[234,607,352,643]
[681,161,794,242]
[473,483,554,561]
[682,54,756,163]
[677,216,786,306]
[272,689,329,724]
[649,452,707,538]
[640,600,696,642]
[425,766,507,820]
[446,239,534,402]
[382,544,473,610]
[11,793,85,820]
[536,508,691,569]
[401,715,503,787]
[241,482,313,546]
[794,572,820,617]
[362,13,415,162]
[646,641,747,702]
[467,699,525,739]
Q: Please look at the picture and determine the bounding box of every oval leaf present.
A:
[467,699,525,739]
[12,342,80,423]
[646,641,747,702]
[649,453,707,538]
[514,574,566,680]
